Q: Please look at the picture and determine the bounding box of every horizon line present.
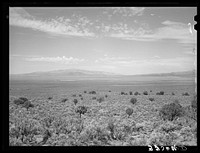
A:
[9,68,195,76]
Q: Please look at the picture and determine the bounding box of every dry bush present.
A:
[156,91,164,95]
[92,97,96,100]
[73,99,78,105]
[107,121,115,139]
[143,91,148,95]
[191,94,197,110]
[14,97,28,105]
[84,91,87,93]
[148,132,176,146]
[130,98,137,105]
[14,99,25,105]
[22,101,34,110]
[182,92,190,96]
[97,97,105,103]
[149,98,155,102]
[121,92,125,95]
[159,100,185,121]
[19,97,28,102]
[159,91,164,95]
[129,91,133,95]
[134,91,140,95]
[126,108,133,117]
[9,119,42,145]
[158,121,182,133]
[61,98,68,103]
[184,104,197,121]
[81,127,110,145]
[43,116,56,128]
[48,97,53,100]
[105,95,108,98]
[89,91,96,94]
[76,106,87,118]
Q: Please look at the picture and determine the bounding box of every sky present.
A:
[9,7,197,75]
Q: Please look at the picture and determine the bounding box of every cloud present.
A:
[129,7,145,16]
[9,7,196,46]
[95,56,132,64]
[9,7,95,38]
[109,20,196,46]
[153,55,160,59]
[161,20,186,26]
[109,7,145,16]
[25,56,85,64]
[94,55,194,70]
[151,20,195,42]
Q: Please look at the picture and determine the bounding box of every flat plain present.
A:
[9,78,197,146]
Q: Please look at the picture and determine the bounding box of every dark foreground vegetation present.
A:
[9,87,197,146]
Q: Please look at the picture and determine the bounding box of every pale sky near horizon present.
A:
[9,7,197,75]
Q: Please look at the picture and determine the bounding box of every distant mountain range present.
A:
[10,69,122,80]
[10,69,196,81]
[135,69,196,77]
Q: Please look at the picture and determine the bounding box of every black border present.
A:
[2,1,199,152]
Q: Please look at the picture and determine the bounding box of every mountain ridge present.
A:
[10,69,196,81]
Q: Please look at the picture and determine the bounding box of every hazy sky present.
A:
[9,7,197,75]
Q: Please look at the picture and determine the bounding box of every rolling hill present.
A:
[9,69,196,81]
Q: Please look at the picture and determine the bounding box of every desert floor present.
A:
[9,79,197,146]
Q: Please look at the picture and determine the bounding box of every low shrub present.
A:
[150,90,152,92]
[134,91,139,96]
[79,94,82,97]
[156,91,164,95]
[105,95,108,98]
[84,91,87,93]
[92,97,96,100]
[22,101,34,110]
[81,97,83,100]
[182,92,190,96]
[109,90,111,92]
[13,97,28,105]
[130,98,137,105]
[191,94,197,110]
[172,92,175,95]
[48,97,53,100]
[81,127,110,145]
[143,91,148,95]
[14,99,25,105]
[159,100,185,121]
[149,98,155,101]
[160,91,164,95]
[129,91,133,95]
[19,97,28,102]
[76,106,87,118]
[107,121,115,139]
[126,108,133,117]
[9,119,41,144]
[89,91,96,94]
[61,98,68,103]
[72,94,76,97]
[73,99,78,105]
[97,97,105,103]
[121,92,125,95]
